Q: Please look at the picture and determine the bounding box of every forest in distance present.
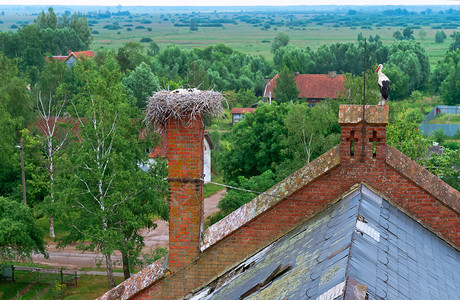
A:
[0,4,459,293]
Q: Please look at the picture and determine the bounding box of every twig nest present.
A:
[145,88,224,129]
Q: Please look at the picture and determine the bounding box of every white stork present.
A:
[374,64,390,106]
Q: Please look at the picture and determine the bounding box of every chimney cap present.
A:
[328,71,337,78]
[338,105,389,125]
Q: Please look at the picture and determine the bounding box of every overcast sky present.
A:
[0,0,458,6]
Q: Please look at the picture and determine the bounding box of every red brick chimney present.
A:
[167,116,205,273]
[339,105,389,163]
[142,89,223,274]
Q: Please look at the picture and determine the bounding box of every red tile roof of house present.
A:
[264,73,346,100]
[70,50,95,60]
[45,50,95,63]
[230,108,257,114]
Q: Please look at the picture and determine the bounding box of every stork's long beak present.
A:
[374,66,379,73]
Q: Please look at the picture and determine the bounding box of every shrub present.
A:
[140,37,152,43]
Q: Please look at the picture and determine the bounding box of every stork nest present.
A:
[145,88,225,129]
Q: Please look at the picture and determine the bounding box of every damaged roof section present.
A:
[188,185,460,300]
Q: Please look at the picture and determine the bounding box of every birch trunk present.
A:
[105,253,116,288]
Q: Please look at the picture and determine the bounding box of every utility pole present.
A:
[19,137,26,205]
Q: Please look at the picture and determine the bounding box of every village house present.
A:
[264,71,346,106]
[230,107,257,124]
[99,91,459,300]
[45,50,95,67]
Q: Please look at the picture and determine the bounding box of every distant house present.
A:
[46,50,95,67]
[230,107,257,124]
[148,130,215,182]
[263,71,346,106]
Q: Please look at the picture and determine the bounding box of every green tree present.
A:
[435,31,447,43]
[393,30,403,40]
[34,7,57,30]
[450,32,460,51]
[0,196,47,262]
[34,94,69,238]
[284,102,340,167]
[271,32,290,53]
[187,60,209,89]
[427,148,460,191]
[440,59,460,105]
[224,89,258,108]
[220,103,290,183]
[217,170,277,217]
[273,66,299,103]
[403,27,415,40]
[339,70,380,105]
[274,45,315,73]
[69,13,92,49]
[357,32,364,41]
[387,109,430,164]
[147,41,160,56]
[123,62,159,109]
[388,41,430,91]
[57,55,168,285]
[190,18,198,31]
[116,42,148,73]
[432,49,460,93]
[0,54,34,199]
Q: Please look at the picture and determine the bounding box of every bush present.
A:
[147,27,152,32]
[140,37,152,43]
[103,24,122,30]
[135,25,145,29]
[431,128,447,143]
[92,30,99,34]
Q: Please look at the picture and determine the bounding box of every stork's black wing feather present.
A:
[381,80,390,100]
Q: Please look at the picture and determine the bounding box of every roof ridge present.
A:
[385,144,460,213]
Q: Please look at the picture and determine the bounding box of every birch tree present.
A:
[57,54,167,287]
[36,93,68,238]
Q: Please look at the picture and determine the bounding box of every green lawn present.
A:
[429,114,460,124]
[0,270,123,300]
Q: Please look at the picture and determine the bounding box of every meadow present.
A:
[0,8,456,70]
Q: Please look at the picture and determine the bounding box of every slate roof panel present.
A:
[188,185,460,300]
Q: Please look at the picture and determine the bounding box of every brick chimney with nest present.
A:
[167,115,205,272]
[144,89,224,274]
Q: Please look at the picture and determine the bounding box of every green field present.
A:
[0,10,455,70]
[429,113,460,124]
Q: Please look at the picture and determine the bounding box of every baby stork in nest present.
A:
[375,64,390,106]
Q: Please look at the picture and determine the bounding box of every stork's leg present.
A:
[378,95,382,106]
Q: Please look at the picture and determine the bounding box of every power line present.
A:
[202,179,322,203]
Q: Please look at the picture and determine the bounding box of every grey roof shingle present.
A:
[188,185,460,300]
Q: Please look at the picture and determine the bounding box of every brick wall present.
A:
[167,117,205,273]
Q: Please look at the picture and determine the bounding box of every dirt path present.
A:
[31,189,226,269]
